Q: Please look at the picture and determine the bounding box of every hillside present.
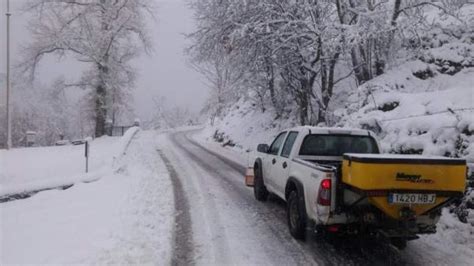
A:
[201,59,474,162]
[200,4,474,166]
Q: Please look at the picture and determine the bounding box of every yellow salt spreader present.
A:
[339,153,467,246]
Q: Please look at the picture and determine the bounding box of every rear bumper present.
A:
[312,203,443,238]
[314,220,437,239]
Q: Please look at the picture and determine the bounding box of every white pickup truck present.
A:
[253,126,467,249]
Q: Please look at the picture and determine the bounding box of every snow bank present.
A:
[0,127,140,198]
[337,65,474,162]
[114,126,140,157]
[403,208,474,265]
[196,98,298,153]
[0,169,106,199]
[0,130,174,264]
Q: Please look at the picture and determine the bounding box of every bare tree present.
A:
[19,0,153,137]
[190,51,245,125]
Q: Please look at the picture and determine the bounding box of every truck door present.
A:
[273,131,299,195]
[264,131,287,192]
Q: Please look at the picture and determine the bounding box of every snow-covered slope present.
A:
[202,29,474,164]
[337,62,473,160]
[203,3,474,161]
[198,98,297,151]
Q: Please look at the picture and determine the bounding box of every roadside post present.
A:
[85,141,89,173]
[84,137,92,173]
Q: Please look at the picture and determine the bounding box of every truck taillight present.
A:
[318,178,332,206]
[321,179,331,190]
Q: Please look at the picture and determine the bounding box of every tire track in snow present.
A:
[184,133,247,174]
[165,135,237,264]
[157,150,194,265]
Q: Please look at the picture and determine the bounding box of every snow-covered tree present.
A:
[189,0,348,125]
[147,96,198,130]
[188,0,473,126]
[19,0,153,137]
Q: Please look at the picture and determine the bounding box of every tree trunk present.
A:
[95,63,107,137]
[267,64,280,117]
[298,89,309,126]
[384,0,402,63]
[95,83,107,137]
[297,72,317,126]
[318,53,339,125]
[95,5,109,138]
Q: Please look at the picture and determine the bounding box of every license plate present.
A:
[388,193,436,204]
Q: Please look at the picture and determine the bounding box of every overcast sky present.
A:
[0,0,209,122]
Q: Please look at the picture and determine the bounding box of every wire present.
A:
[380,107,474,122]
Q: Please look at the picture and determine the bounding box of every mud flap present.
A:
[245,167,255,187]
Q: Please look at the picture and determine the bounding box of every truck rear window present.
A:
[299,135,379,156]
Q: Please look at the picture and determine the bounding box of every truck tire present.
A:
[254,165,268,201]
[287,190,306,240]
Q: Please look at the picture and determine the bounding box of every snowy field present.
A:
[0,130,174,264]
[0,128,138,197]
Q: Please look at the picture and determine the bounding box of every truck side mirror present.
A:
[257,144,269,153]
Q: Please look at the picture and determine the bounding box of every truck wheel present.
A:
[287,190,306,240]
[254,166,268,201]
[391,238,407,250]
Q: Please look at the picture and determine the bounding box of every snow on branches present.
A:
[19,0,153,137]
[188,0,473,126]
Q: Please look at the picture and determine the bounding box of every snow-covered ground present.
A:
[404,208,474,264]
[0,130,174,264]
[338,65,474,160]
[0,127,140,197]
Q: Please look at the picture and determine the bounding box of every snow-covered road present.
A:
[159,130,318,265]
[160,130,389,265]
[159,129,473,265]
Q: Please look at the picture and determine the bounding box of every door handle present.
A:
[282,162,288,169]
[272,158,276,164]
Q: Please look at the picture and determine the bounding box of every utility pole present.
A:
[5,0,12,149]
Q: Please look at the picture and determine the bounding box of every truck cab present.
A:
[255,127,378,199]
